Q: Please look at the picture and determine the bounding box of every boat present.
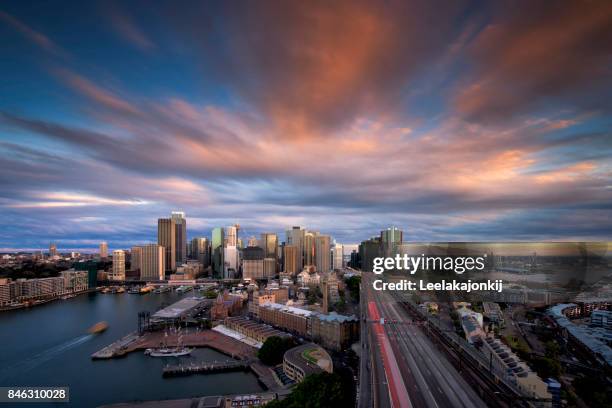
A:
[88,321,109,334]
[154,286,170,294]
[140,285,154,294]
[128,286,141,294]
[176,285,193,293]
[116,287,125,294]
[145,328,192,357]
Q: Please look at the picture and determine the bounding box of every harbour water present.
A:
[0,291,263,407]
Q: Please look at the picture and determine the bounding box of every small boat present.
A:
[140,285,154,294]
[88,321,109,334]
[116,287,125,294]
[128,287,141,294]
[154,286,171,294]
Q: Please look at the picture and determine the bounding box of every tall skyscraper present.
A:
[380,226,403,257]
[190,237,210,268]
[242,246,264,281]
[283,245,298,276]
[286,226,305,270]
[359,237,381,272]
[131,246,143,273]
[171,211,187,266]
[140,244,164,281]
[111,250,125,281]
[333,243,344,270]
[315,235,331,273]
[49,243,57,257]
[158,218,176,272]
[224,225,238,247]
[211,227,224,278]
[260,233,278,259]
[303,232,316,267]
[99,241,108,258]
[247,236,258,247]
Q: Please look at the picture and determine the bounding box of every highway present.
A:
[361,272,487,408]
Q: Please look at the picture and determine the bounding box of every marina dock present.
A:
[91,332,139,359]
[162,359,251,377]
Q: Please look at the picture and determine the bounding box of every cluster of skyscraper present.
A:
[355,226,404,272]
[99,213,345,282]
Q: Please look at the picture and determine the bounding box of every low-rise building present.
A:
[224,316,290,344]
[258,303,312,337]
[310,312,359,351]
[282,344,332,383]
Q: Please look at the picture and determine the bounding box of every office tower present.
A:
[212,227,224,278]
[303,232,316,267]
[131,246,143,273]
[237,238,244,249]
[349,250,360,269]
[286,226,305,270]
[242,246,264,281]
[284,245,298,276]
[140,244,164,281]
[359,237,381,272]
[263,258,276,279]
[380,226,403,257]
[247,236,258,247]
[315,235,331,273]
[111,250,125,281]
[99,241,108,258]
[171,211,187,266]
[224,246,238,279]
[260,233,278,259]
[190,237,210,268]
[225,225,237,247]
[49,243,57,257]
[157,218,176,272]
[333,243,344,270]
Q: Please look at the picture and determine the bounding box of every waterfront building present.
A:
[74,260,98,288]
[591,309,612,330]
[283,245,299,276]
[224,316,290,344]
[171,211,187,266]
[99,241,108,258]
[315,235,331,273]
[332,243,343,270]
[310,312,359,351]
[130,246,143,274]
[61,269,89,292]
[140,244,165,281]
[283,344,332,383]
[158,218,176,272]
[258,303,312,337]
[110,250,125,281]
[286,226,305,271]
[172,260,202,280]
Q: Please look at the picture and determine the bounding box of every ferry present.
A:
[88,321,109,334]
[140,285,154,294]
[128,286,141,294]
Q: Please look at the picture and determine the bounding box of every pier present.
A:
[91,332,139,359]
[162,359,251,377]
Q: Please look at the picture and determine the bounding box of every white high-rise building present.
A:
[111,250,126,281]
[225,225,237,247]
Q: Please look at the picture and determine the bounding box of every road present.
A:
[361,272,487,408]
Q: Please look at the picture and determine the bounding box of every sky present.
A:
[0,0,611,251]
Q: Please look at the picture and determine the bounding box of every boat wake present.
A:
[0,334,93,381]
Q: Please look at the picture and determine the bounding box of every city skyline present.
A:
[1,1,611,250]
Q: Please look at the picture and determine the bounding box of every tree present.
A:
[257,336,296,366]
[344,276,360,302]
[266,372,354,408]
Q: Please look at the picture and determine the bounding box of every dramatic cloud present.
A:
[0,1,610,250]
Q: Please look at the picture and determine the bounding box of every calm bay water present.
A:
[0,291,263,407]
